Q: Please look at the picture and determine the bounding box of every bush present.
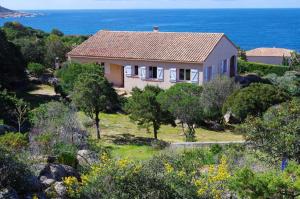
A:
[0,147,32,193]
[53,142,77,167]
[0,132,28,152]
[238,59,290,76]
[27,62,46,76]
[265,71,300,96]
[229,162,300,198]
[222,83,289,122]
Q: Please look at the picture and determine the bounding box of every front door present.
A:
[230,56,236,77]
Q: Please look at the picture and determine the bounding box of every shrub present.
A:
[53,142,77,167]
[222,83,289,122]
[236,98,300,163]
[201,76,240,121]
[0,132,28,152]
[27,62,46,76]
[238,59,290,76]
[0,147,32,193]
[265,71,300,96]
[229,162,300,198]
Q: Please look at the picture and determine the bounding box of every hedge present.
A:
[238,59,290,76]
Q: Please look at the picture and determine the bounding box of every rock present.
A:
[26,175,42,192]
[39,163,80,182]
[0,125,17,136]
[0,188,19,199]
[224,111,239,124]
[41,178,56,188]
[77,150,99,167]
[54,182,67,197]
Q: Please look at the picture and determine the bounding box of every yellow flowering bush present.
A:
[63,176,81,198]
[194,156,231,199]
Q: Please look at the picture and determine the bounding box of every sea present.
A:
[0,9,300,51]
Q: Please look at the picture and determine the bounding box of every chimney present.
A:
[153,26,159,32]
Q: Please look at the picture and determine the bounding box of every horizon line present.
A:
[18,7,300,11]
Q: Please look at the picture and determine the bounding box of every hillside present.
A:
[0,6,32,18]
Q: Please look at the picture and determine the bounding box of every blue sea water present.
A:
[1,9,300,51]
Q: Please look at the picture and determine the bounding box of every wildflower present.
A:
[117,158,130,168]
[164,162,174,173]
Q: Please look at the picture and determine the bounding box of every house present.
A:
[67,28,238,92]
[246,48,293,65]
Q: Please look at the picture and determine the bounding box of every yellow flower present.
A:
[178,170,186,178]
[117,158,130,168]
[164,162,174,173]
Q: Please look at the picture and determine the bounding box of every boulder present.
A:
[54,182,67,197]
[224,111,239,124]
[0,188,19,199]
[41,178,56,188]
[77,150,99,167]
[26,175,42,192]
[39,163,80,182]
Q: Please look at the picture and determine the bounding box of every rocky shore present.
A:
[0,6,34,18]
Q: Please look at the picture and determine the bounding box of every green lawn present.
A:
[78,112,243,160]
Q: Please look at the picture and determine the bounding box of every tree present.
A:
[44,34,69,67]
[236,98,300,163]
[201,76,240,121]
[238,47,247,61]
[157,83,202,141]
[51,28,64,37]
[12,98,29,133]
[56,62,104,94]
[71,73,119,139]
[222,83,289,122]
[290,51,300,70]
[0,30,26,88]
[126,86,175,140]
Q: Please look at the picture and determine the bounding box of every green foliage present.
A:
[229,162,300,198]
[157,83,202,141]
[53,142,77,167]
[201,76,240,121]
[126,85,175,140]
[238,47,247,61]
[0,89,16,124]
[0,29,25,88]
[72,73,119,139]
[222,83,289,122]
[0,147,32,193]
[236,98,300,163]
[27,62,46,76]
[44,34,70,67]
[56,62,104,94]
[51,28,64,37]
[238,59,290,76]
[30,101,85,154]
[265,71,300,96]
[290,51,300,70]
[0,132,28,152]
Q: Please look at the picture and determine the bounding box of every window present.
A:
[148,66,157,79]
[222,59,227,73]
[100,62,105,67]
[179,69,191,81]
[134,65,139,76]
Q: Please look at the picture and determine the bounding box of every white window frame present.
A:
[179,68,191,81]
[205,66,213,82]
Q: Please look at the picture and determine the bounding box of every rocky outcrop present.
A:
[77,150,99,167]
[39,163,80,183]
[0,188,19,199]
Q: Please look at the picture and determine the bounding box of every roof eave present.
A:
[67,54,204,64]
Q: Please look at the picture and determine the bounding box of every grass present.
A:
[78,112,243,160]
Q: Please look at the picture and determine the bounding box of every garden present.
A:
[1,22,300,199]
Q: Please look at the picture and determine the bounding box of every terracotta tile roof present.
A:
[68,30,227,63]
[246,48,293,57]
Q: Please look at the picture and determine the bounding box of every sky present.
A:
[1,0,300,10]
